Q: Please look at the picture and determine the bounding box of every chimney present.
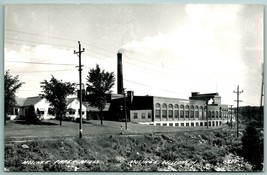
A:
[117,52,123,94]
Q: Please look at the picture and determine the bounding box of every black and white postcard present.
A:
[4,3,264,172]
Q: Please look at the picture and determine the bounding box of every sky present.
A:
[4,4,264,106]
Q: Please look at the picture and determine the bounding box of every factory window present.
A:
[174,104,179,118]
[219,111,222,118]
[156,123,160,126]
[174,110,179,118]
[133,113,138,119]
[196,122,199,126]
[209,122,211,126]
[168,104,173,118]
[155,110,160,118]
[195,106,199,118]
[155,103,161,108]
[169,110,173,118]
[148,113,151,118]
[191,122,194,126]
[142,113,146,119]
[180,105,184,118]
[212,111,215,118]
[203,107,207,119]
[212,121,215,126]
[169,123,173,126]
[195,111,199,118]
[199,106,203,119]
[216,121,218,126]
[181,123,184,126]
[180,111,184,118]
[200,122,203,126]
[175,123,179,126]
[163,123,167,126]
[204,122,207,126]
[185,105,189,118]
[185,111,189,118]
[162,111,167,118]
[216,111,218,118]
[186,123,189,126]
[190,105,194,118]
[209,111,212,119]
[162,103,167,118]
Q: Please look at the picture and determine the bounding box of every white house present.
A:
[66,98,87,120]
[18,96,55,120]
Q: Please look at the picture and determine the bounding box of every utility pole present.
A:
[74,41,85,138]
[260,63,264,126]
[123,88,128,130]
[206,101,209,129]
[229,105,233,129]
[234,85,243,139]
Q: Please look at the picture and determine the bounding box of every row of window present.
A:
[155,109,225,119]
[155,103,229,112]
[133,111,227,120]
[155,103,207,110]
[152,121,222,127]
[133,112,151,119]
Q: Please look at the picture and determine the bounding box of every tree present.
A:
[242,123,263,171]
[40,76,76,125]
[86,64,115,125]
[27,105,38,124]
[4,70,24,125]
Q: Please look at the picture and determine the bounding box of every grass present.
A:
[5,119,225,142]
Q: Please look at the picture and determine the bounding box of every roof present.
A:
[67,98,87,107]
[87,103,111,112]
[23,96,43,106]
[15,97,26,106]
[67,98,76,105]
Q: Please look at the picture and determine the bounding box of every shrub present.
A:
[242,124,263,171]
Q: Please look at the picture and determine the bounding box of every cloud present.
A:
[119,4,260,105]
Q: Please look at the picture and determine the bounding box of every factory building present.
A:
[85,52,229,127]
[128,93,229,127]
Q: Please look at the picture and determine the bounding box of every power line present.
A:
[10,69,76,73]
[6,28,115,54]
[5,41,36,47]
[5,37,75,49]
[124,78,189,97]
[6,60,76,66]
[5,28,77,42]
[5,29,250,91]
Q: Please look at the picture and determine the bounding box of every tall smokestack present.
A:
[117,52,124,94]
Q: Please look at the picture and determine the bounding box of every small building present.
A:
[18,96,55,120]
[66,98,87,120]
[8,97,26,120]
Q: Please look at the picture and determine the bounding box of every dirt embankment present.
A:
[5,130,252,172]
